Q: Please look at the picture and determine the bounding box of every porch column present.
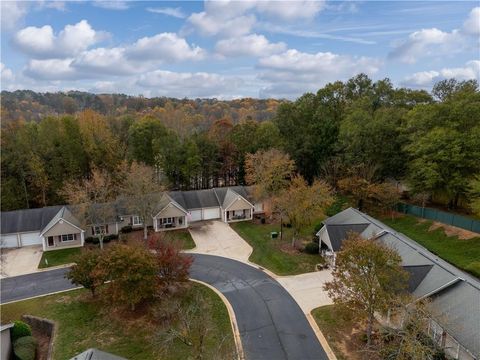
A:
[81,231,85,246]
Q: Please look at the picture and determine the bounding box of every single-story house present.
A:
[317,208,480,360]
[1,186,263,252]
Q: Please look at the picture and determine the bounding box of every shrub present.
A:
[84,237,95,243]
[326,196,347,217]
[121,225,133,233]
[313,222,323,233]
[11,321,32,342]
[103,234,119,243]
[91,237,100,245]
[304,242,319,254]
[13,336,37,360]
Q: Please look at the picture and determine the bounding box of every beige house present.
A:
[1,186,264,251]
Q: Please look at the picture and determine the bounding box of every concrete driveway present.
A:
[187,221,252,262]
[1,246,43,278]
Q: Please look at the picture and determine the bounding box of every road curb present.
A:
[1,286,82,305]
[306,312,338,360]
[189,278,245,360]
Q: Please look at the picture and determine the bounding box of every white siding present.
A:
[20,232,42,246]
[189,210,202,222]
[0,234,19,248]
[203,207,220,220]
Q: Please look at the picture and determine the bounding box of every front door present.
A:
[47,236,54,247]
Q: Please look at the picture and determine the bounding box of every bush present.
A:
[13,336,37,360]
[313,222,323,233]
[11,321,32,342]
[326,197,347,217]
[304,242,319,254]
[85,236,95,243]
[103,234,119,243]
[91,237,100,245]
[121,225,133,233]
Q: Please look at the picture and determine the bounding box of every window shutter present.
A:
[106,224,109,233]
[91,227,94,234]
[74,234,77,240]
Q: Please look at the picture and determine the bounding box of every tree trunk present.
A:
[143,224,148,240]
[366,312,374,347]
[99,235,104,250]
[291,229,297,248]
[358,198,363,211]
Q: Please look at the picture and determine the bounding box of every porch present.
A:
[44,232,84,251]
[155,216,187,231]
[225,209,253,222]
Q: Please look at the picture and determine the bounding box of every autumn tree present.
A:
[324,233,408,346]
[468,175,480,217]
[245,149,295,201]
[120,162,164,239]
[274,176,333,247]
[66,249,104,297]
[61,167,117,250]
[101,244,158,311]
[148,233,193,293]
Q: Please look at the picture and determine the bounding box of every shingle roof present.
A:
[322,207,480,357]
[325,223,370,251]
[70,348,126,360]
[40,206,83,235]
[1,205,64,234]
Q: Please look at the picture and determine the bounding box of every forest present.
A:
[1,74,479,213]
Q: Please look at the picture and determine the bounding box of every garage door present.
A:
[20,232,42,246]
[1,234,19,248]
[203,207,220,220]
[189,210,202,222]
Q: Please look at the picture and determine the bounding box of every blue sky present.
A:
[1,0,479,99]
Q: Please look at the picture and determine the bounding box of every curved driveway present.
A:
[1,254,328,360]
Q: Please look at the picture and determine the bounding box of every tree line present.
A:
[2,75,479,214]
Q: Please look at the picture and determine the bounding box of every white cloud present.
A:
[14,20,106,59]
[92,1,129,10]
[1,63,15,83]
[73,47,140,76]
[402,60,480,87]
[258,49,382,98]
[1,1,28,31]
[215,34,286,57]
[187,11,256,37]
[127,33,205,62]
[146,7,186,19]
[463,7,480,35]
[136,70,243,98]
[390,8,480,64]
[186,0,325,38]
[24,59,77,80]
[389,28,462,64]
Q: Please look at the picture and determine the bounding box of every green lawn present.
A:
[230,221,323,275]
[163,229,196,250]
[38,247,81,269]
[0,283,234,360]
[382,215,480,278]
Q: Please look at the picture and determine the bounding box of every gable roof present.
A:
[322,207,480,357]
[40,206,83,236]
[1,205,64,234]
[325,223,370,251]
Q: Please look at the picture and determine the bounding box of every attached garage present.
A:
[20,232,42,246]
[189,210,202,222]
[1,234,19,248]
[202,207,220,220]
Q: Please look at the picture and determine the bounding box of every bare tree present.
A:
[120,162,164,239]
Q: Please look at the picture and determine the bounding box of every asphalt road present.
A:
[1,254,328,360]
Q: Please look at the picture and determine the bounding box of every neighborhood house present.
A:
[0,186,263,252]
[317,208,480,360]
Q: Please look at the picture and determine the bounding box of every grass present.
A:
[230,221,324,275]
[163,229,196,250]
[312,305,363,360]
[38,247,81,269]
[0,283,234,360]
[382,215,480,278]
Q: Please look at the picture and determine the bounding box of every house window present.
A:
[159,217,173,225]
[61,233,77,242]
[132,216,142,226]
[93,225,106,235]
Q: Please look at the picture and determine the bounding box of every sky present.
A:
[1,0,479,99]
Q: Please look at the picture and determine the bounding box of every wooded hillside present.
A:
[1,75,479,213]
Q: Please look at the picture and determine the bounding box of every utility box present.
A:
[270,232,278,239]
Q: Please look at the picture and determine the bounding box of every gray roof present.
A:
[1,205,63,234]
[324,223,370,251]
[70,348,126,360]
[169,188,220,210]
[41,206,83,235]
[321,207,480,357]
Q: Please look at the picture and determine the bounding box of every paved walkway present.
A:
[187,221,252,262]
[1,245,43,278]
